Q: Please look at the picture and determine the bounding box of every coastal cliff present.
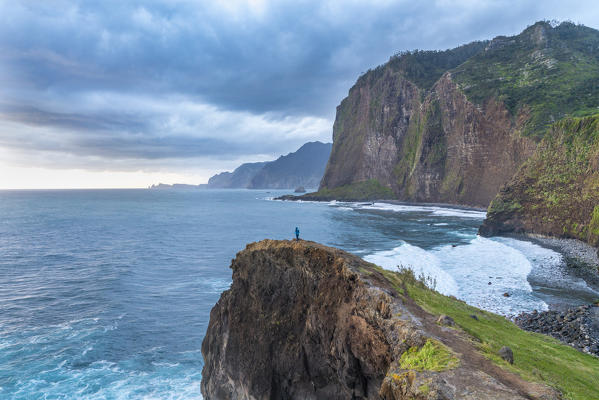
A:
[201,240,598,399]
[248,142,332,189]
[206,142,331,189]
[310,21,599,208]
[480,115,599,248]
[320,62,534,208]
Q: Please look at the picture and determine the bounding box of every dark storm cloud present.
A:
[0,0,597,168]
[0,104,149,133]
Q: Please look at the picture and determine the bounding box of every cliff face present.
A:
[319,21,599,207]
[201,240,562,400]
[480,115,599,247]
[320,69,534,207]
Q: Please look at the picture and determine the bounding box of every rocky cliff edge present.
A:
[200,240,572,400]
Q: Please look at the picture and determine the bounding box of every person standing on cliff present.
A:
[295,227,300,241]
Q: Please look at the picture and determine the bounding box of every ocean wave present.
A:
[364,241,459,296]
[360,202,486,219]
[364,236,550,315]
[495,237,599,297]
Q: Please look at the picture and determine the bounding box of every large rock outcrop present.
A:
[318,21,599,208]
[201,240,560,400]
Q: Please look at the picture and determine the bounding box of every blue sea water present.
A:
[1,189,598,399]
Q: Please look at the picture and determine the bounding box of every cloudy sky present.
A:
[1,0,598,188]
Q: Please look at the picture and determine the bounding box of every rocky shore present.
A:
[515,305,599,357]
[529,235,599,276]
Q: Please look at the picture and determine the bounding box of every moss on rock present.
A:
[399,339,460,372]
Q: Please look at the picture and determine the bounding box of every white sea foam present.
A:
[359,202,487,219]
[364,236,550,315]
[364,242,459,296]
[432,236,548,314]
[495,237,599,297]
[14,356,204,400]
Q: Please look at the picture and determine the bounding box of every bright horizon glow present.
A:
[0,164,212,190]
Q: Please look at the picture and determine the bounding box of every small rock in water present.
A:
[503,292,510,297]
[499,346,514,364]
[488,282,492,285]
[437,315,455,327]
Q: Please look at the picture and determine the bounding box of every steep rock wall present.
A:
[320,70,535,207]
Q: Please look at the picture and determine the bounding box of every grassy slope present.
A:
[378,268,598,400]
[452,21,599,138]
[483,114,599,246]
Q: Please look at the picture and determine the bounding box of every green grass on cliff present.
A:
[301,180,395,201]
[485,114,599,245]
[399,339,460,372]
[452,21,599,138]
[378,268,599,400]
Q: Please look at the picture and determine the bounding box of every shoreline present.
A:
[276,195,488,212]
[525,234,599,267]
[524,234,599,287]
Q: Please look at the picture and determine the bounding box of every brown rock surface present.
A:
[319,67,535,208]
[201,240,559,399]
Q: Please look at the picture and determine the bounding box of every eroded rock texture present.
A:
[201,240,559,400]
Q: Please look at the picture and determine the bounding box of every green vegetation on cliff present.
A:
[358,40,488,90]
[399,339,459,372]
[321,21,599,208]
[482,114,599,246]
[453,21,599,137]
[380,267,599,400]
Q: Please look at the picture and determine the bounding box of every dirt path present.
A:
[400,285,560,400]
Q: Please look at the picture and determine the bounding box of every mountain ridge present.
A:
[311,21,599,209]
[207,141,332,189]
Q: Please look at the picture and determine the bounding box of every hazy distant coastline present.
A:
[149,141,331,191]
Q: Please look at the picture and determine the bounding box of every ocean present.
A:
[1,189,597,399]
